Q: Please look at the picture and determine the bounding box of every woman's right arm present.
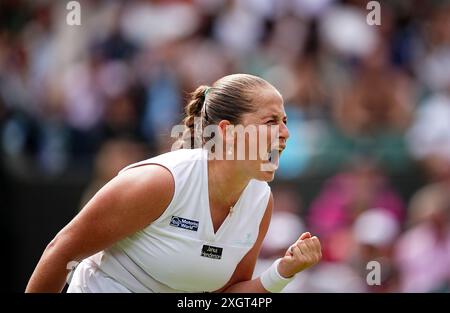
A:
[25,165,174,293]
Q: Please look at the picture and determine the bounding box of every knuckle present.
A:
[312,238,321,246]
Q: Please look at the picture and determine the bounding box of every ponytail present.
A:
[176,85,209,149]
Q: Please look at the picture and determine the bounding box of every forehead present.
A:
[247,87,285,119]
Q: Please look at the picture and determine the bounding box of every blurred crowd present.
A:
[1,0,450,292]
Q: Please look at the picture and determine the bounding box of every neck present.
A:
[207,158,251,210]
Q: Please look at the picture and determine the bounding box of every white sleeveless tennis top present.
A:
[67,148,271,293]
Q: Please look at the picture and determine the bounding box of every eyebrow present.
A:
[264,114,287,120]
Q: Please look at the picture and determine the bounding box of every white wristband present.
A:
[260,258,295,293]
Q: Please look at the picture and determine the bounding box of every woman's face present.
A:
[235,86,289,182]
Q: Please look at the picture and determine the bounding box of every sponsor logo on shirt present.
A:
[170,216,199,232]
[201,245,223,260]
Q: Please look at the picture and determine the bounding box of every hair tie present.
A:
[204,87,211,97]
[202,87,210,120]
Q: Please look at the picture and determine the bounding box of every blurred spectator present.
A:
[319,44,415,173]
[302,261,365,292]
[395,182,450,292]
[308,157,405,262]
[406,3,450,182]
[417,4,450,93]
[407,93,450,182]
[351,208,401,292]
[334,51,413,136]
[79,138,148,209]
[319,4,378,59]
[120,0,199,48]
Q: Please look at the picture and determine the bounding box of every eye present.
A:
[265,119,277,125]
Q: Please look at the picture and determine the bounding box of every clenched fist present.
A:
[277,232,322,278]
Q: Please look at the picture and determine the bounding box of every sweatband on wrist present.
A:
[260,258,295,293]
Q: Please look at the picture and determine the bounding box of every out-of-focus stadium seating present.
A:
[1,0,449,292]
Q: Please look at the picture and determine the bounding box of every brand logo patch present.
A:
[201,245,223,260]
[170,216,199,232]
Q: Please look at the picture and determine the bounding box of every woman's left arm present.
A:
[218,192,322,293]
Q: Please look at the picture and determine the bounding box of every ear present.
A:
[217,120,233,142]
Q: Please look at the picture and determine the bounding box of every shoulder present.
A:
[109,164,175,210]
[246,179,271,203]
[118,163,174,186]
[113,149,206,209]
[61,163,176,252]
[238,180,272,224]
[119,148,205,175]
[118,148,205,196]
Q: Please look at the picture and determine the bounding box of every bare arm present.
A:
[218,193,322,293]
[25,165,174,293]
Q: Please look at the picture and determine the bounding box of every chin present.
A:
[255,170,276,182]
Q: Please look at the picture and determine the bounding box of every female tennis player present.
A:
[26,74,322,293]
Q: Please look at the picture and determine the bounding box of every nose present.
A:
[279,121,289,142]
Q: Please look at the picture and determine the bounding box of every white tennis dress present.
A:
[67,148,271,293]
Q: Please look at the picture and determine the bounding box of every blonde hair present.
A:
[176,74,273,148]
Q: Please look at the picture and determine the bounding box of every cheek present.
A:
[257,125,274,153]
[266,131,272,146]
[239,125,272,160]
[245,133,258,160]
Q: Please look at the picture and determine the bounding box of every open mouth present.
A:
[265,148,283,170]
[268,149,279,164]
